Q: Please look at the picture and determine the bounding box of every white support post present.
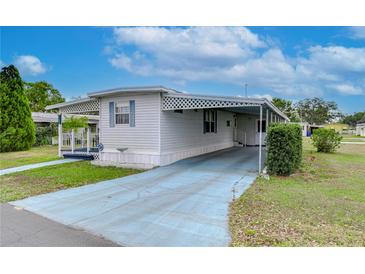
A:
[87,127,90,154]
[58,114,62,158]
[81,130,84,148]
[71,129,75,153]
[259,105,263,173]
[266,109,269,127]
[271,112,273,123]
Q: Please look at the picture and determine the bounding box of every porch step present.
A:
[63,153,94,160]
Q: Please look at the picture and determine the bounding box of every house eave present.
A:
[87,85,179,98]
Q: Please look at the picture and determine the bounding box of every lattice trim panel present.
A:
[59,99,100,113]
[162,95,261,110]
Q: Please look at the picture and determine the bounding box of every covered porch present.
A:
[45,98,101,160]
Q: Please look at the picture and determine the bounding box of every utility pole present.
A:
[245,83,248,97]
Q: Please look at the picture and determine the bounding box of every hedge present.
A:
[266,123,302,176]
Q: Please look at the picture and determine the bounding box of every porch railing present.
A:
[62,130,99,152]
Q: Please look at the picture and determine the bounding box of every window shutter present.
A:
[129,100,135,127]
[109,101,115,128]
[214,110,217,133]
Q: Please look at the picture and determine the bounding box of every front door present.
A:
[255,119,267,145]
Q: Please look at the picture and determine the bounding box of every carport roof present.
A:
[162,93,289,120]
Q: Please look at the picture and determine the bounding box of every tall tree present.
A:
[296,97,340,125]
[341,111,365,127]
[24,81,65,112]
[0,65,35,152]
[272,97,300,122]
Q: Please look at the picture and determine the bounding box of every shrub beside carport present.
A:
[266,123,302,176]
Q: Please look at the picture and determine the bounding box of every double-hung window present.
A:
[204,110,217,133]
[115,103,129,124]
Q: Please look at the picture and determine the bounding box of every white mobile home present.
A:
[46,86,288,170]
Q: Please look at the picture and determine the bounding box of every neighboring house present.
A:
[32,112,58,126]
[356,115,365,136]
[46,86,288,170]
[292,122,324,137]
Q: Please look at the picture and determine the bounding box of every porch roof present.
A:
[45,97,100,114]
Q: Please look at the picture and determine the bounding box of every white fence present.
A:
[62,130,99,150]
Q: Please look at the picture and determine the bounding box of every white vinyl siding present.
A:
[99,93,160,153]
[235,114,261,146]
[160,109,234,160]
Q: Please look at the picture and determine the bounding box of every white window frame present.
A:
[115,102,130,125]
[204,109,217,133]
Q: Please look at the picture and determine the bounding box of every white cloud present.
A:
[0,59,5,68]
[14,55,47,76]
[107,27,365,97]
[109,26,266,79]
[349,26,365,39]
[328,84,364,95]
[248,94,273,101]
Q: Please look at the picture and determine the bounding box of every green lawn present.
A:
[0,146,59,170]
[341,135,364,139]
[0,161,142,203]
[341,137,365,142]
[230,140,365,246]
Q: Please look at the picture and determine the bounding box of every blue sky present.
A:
[1,26,364,114]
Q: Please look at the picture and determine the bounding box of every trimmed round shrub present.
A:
[311,128,342,153]
[266,123,302,176]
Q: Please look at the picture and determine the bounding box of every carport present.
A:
[162,93,289,172]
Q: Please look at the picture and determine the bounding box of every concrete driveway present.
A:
[11,147,261,247]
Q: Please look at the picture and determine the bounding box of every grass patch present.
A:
[0,146,59,170]
[341,138,365,142]
[0,161,142,203]
[341,135,364,139]
[229,139,365,246]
